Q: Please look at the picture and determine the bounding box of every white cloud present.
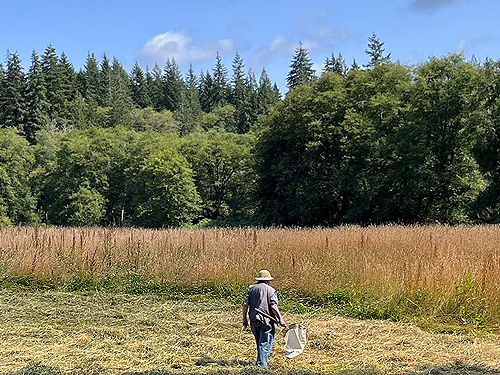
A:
[253,36,297,66]
[313,27,349,40]
[137,31,235,65]
[253,27,349,66]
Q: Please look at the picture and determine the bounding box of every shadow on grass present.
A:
[3,360,500,375]
[193,355,253,367]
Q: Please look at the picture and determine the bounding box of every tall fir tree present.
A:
[25,50,49,143]
[230,51,252,133]
[177,64,202,135]
[145,63,164,111]
[243,69,260,132]
[212,52,229,107]
[82,52,101,104]
[199,71,217,113]
[257,68,281,116]
[41,45,75,129]
[58,52,77,119]
[41,45,60,120]
[0,52,27,132]
[365,32,391,68]
[130,62,149,108]
[100,54,112,107]
[324,53,347,76]
[287,42,315,89]
[163,58,185,112]
[108,58,134,126]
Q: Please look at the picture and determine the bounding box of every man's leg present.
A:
[256,323,275,367]
[250,322,262,366]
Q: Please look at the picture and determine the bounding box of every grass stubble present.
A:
[0,289,500,375]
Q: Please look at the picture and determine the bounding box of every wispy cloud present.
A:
[136,31,235,65]
[409,0,464,12]
[253,36,297,66]
[456,35,494,55]
[253,27,349,66]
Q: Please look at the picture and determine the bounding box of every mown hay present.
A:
[0,289,499,375]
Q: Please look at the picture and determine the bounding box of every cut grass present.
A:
[0,288,500,375]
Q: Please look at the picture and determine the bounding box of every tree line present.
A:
[2,34,500,227]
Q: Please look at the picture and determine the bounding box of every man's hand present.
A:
[242,303,249,328]
[279,317,287,328]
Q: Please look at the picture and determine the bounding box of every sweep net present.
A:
[284,323,307,359]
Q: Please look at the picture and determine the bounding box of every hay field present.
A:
[1,225,500,323]
[0,289,500,375]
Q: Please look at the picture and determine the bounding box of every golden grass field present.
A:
[1,225,500,374]
[1,225,500,322]
[0,289,500,375]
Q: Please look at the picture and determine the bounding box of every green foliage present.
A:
[2,43,500,227]
[398,55,486,224]
[180,131,257,224]
[442,271,488,327]
[127,107,177,133]
[0,128,37,224]
[257,73,350,225]
[200,104,237,132]
[163,58,186,112]
[38,127,137,225]
[63,185,106,227]
[127,147,201,227]
[257,56,488,226]
[0,216,11,227]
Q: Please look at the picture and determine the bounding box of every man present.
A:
[242,269,287,367]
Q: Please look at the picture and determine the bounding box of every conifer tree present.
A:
[287,42,315,89]
[41,45,61,120]
[365,32,391,68]
[212,52,229,107]
[324,53,347,76]
[257,68,281,116]
[58,53,77,103]
[0,52,27,132]
[163,58,185,112]
[82,52,101,104]
[177,64,202,135]
[199,71,217,112]
[108,58,134,126]
[130,62,149,108]
[351,59,360,71]
[230,52,251,133]
[41,45,75,129]
[145,63,164,111]
[25,50,49,143]
[100,54,112,107]
[242,69,260,132]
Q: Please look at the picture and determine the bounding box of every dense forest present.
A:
[2,34,500,227]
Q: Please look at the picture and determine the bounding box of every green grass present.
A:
[0,273,494,335]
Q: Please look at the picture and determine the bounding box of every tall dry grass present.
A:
[1,225,500,323]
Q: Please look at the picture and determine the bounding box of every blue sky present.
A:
[1,0,499,91]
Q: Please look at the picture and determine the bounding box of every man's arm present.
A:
[271,304,287,327]
[242,302,249,328]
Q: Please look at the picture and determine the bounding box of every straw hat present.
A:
[255,269,274,281]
